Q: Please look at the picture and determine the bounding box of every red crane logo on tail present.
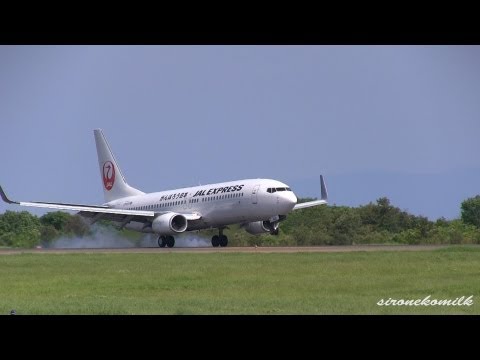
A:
[103,161,115,191]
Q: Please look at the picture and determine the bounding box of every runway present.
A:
[0,244,463,255]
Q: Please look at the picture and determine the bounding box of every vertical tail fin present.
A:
[94,129,144,203]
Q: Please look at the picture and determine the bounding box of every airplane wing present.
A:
[0,185,201,227]
[293,175,328,211]
[293,199,328,210]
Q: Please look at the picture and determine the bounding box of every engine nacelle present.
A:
[244,221,279,235]
[152,212,188,235]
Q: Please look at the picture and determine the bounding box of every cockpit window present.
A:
[267,188,292,194]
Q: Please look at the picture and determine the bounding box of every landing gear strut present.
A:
[158,235,175,248]
[212,228,228,247]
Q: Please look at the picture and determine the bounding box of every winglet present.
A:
[320,175,328,201]
[0,185,19,204]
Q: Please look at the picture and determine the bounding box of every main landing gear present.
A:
[158,235,175,248]
[212,228,228,247]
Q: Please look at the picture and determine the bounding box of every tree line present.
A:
[1,196,480,248]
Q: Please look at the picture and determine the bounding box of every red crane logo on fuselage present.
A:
[103,161,115,191]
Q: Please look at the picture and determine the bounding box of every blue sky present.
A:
[1,45,479,220]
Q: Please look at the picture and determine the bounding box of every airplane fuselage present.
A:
[107,178,297,232]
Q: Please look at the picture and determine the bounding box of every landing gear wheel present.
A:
[212,235,220,247]
[158,236,166,248]
[219,235,228,247]
[271,228,279,236]
[166,235,175,248]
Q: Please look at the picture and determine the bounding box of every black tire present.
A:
[166,236,175,248]
[212,235,220,247]
[158,236,166,248]
[219,235,228,247]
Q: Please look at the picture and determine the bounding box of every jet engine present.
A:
[244,220,279,235]
[152,212,188,234]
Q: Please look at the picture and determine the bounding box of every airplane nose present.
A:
[287,192,297,205]
[279,192,297,213]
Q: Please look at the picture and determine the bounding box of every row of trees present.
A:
[1,196,480,248]
[0,211,89,248]
[227,197,480,246]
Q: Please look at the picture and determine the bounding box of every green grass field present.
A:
[1,247,479,314]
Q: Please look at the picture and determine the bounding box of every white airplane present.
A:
[1,129,328,248]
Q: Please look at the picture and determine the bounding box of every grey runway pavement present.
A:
[0,244,461,255]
